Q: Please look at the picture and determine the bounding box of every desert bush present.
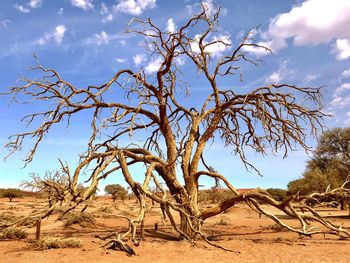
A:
[97,206,114,214]
[62,211,95,227]
[214,218,229,226]
[0,188,23,202]
[0,212,17,223]
[0,227,28,239]
[104,184,128,201]
[266,188,287,201]
[94,206,117,219]
[38,237,82,249]
[198,188,234,204]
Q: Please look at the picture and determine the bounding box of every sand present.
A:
[1,197,349,263]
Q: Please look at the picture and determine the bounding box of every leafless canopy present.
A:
[2,4,348,254]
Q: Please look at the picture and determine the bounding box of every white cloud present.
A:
[145,56,162,73]
[29,0,42,8]
[115,57,127,63]
[70,0,94,10]
[166,18,176,33]
[191,34,231,58]
[53,25,66,44]
[304,73,320,83]
[133,53,146,66]
[187,0,227,18]
[14,4,30,13]
[175,57,185,66]
[57,7,64,15]
[265,60,294,84]
[342,68,350,79]
[114,0,156,16]
[332,39,350,60]
[331,83,350,108]
[334,83,350,96]
[100,3,114,23]
[260,0,350,59]
[38,25,67,45]
[94,31,109,45]
[1,19,10,27]
[242,41,271,57]
[119,40,126,46]
[266,72,281,83]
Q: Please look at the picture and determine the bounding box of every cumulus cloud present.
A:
[38,25,66,45]
[342,68,350,79]
[259,0,350,59]
[133,53,146,66]
[14,4,30,13]
[70,0,94,10]
[57,7,64,15]
[114,0,156,16]
[332,39,350,60]
[145,56,162,73]
[191,34,231,58]
[265,60,295,84]
[166,18,176,33]
[334,83,350,96]
[29,0,42,8]
[331,83,350,108]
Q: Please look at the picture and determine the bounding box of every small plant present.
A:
[0,212,17,223]
[62,211,95,227]
[38,237,82,249]
[97,206,113,214]
[0,227,28,239]
[215,218,229,226]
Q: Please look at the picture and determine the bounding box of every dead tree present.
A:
[2,4,349,254]
[21,168,70,207]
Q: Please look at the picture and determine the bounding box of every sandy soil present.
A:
[1,197,350,263]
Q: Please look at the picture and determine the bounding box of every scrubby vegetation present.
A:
[0,188,23,202]
[104,184,128,202]
[37,237,82,249]
[62,211,96,227]
[266,188,287,201]
[0,227,28,239]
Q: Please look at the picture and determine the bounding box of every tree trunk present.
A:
[341,199,347,210]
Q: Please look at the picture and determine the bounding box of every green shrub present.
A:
[62,211,95,227]
[266,188,287,201]
[0,227,28,239]
[0,188,23,202]
[104,184,128,201]
[38,237,82,249]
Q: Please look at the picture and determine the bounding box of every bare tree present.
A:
[2,5,349,254]
[21,168,70,207]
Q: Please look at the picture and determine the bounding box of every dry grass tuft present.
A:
[62,211,95,227]
[37,237,83,249]
[0,227,28,239]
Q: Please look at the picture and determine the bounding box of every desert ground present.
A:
[0,196,350,263]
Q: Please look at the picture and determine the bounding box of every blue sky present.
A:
[1,0,350,191]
